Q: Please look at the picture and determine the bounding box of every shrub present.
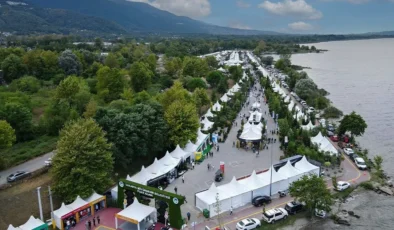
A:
[324,162,331,168]
[360,181,374,190]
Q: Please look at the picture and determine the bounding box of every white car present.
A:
[355,157,367,170]
[319,118,326,127]
[308,107,315,113]
[262,208,288,224]
[315,209,327,218]
[343,148,354,156]
[336,181,351,191]
[44,158,52,166]
[236,218,261,230]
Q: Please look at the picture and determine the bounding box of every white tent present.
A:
[257,166,288,195]
[284,96,290,103]
[219,177,251,209]
[277,161,303,184]
[197,128,208,146]
[252,102,261,109]
[204,108,215,118]
[248,111,262,122]
[220,93,230,103]
[201,116,214,131]
[146,158,170,178]
[19,216,45,230]
[159,151,181,167]
[53,203,73,229]
[67,195,89,211]
[218,67,226,72]
[239,124,262,141]
[288,100,295,111]
[311,132,339,156]
[227,90,234,96]
[244,122,263,131]
[294,156,320,176]
[7,225,20,230]
[195,183,222,214]
[183,140,199,155]
[84,191,105,204]
[171,145,191,160]
[238,171,269,198]
[301,120,316,130]
[127,166,152,185]
[115,198,157,230]
[212,101,222,112]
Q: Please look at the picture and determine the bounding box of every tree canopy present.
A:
[338,111,367,137]
[51,118,113,202]
[0,120,16,149]
[130,61,153,93]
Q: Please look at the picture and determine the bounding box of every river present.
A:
[284,38,394,230]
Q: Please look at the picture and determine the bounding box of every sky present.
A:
[129,0,394,34]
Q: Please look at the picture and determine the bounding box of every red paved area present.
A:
[73,208,121,230]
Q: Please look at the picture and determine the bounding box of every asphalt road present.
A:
[0,151,54,185]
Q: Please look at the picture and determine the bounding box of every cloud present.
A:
[127,0,211,18]
[229,22,252,30]
[288,21,314,30]
[237,0,251,8]
[321,0,394,3]
[259,0,323,19]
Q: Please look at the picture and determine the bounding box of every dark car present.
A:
[327,124,335,132]
[215,169,223,182]
[252,196,271,207]
[285,201,304,214]
[7,171,31,182]
[350,153,359,162]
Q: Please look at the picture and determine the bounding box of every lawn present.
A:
[0,135,58,169]
[257,212,308,230]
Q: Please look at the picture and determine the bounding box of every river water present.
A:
[286,38,394,229]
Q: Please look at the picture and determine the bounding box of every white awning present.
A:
[201,116,214,131]
[116,198,157,223]
[212,101,222,112]
[220,93,230,102]
[127,166,152,185]
[19,216,45,230]
[239,124,262,141]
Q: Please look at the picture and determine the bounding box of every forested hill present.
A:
[1,0,281,36]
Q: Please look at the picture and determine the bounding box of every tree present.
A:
[165,101,199,147]
[186,78,207,91]
[228,66,242,81]
[213,192,223,228]
[373,155,383,172]
[58,50,82,76]
[0,120,16,149]
[206,71,223,87]
[315,96,329,111]
[289,174,333,217]
[83,99,98,118]
[254,40,266,55]
[158,81,192,110]
[275,58,291,71]
[205,56,218,69]
[51,118,113,202]
[9,76,41,94]
[104,53,120,68]
[55,76,90,112]
[1,54,26,82]
[96,66,125,102]
[217,77,228,94]
[294,78,318,100]
[2,103,33,142]
[261,56,274,66]
[278,119,290,138]
[193,88,210,116]
[322,106,343,119]
[164,57,182,77]
[332,176,338,191]
[338,112,367,137]
[130,62,153,92]
[146,54,157,72]
[182,57,209,78]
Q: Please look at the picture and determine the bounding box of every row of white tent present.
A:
[196,156,320,217]
[8,216,46,230]
[311,132,339,156]
[224,51,243,66]
[111,129,209,198]
[239,122,263,141]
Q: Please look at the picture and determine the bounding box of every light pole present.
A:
[37,187,44,221]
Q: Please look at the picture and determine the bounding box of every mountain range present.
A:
[0,0,281,36]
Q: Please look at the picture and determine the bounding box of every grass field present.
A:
[0,135,58,169]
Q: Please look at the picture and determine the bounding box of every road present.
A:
[0,151,54,185]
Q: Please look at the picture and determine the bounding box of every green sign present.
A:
[117,179,185,229]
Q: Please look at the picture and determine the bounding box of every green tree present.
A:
[254,40,266,55]
[9,76,41,94]
[315,96,329,111]
[278,119,290,138]
[2,54,26,83]
[0,120,16,149]
[51,118,113,202]
[182,57,209,78]
[130,62,153,92]
[164,101,199,147]
[323,106,343,119]
[104,53,120,68]
[164,57,182,77]
[2,103,33,142]
[332,176,338,191]
[294,78,318,100]
[206,71,223,87]
[83,99,98,118]
[205,56,218,69]
[338,112,367,137]
[96,66,125,103]
[193,88,211,116]
[261,56,274,66]
[158,81,192,110]
[289,174,333,217]
[217,77,228,94]
[146,54,157,72]
[56,76,91,112]
[58,50,82,76]
[228,66,242,81]
[186,78,207,91]
[373,155,383,171]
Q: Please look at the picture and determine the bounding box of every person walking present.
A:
[211,151,214,157]
[97,216,100,225]
[217,145,220,152]
[174,186,178,194]
[192,161,195,169]
[182,175,185,183]
[230,206,233,215]
[233,141,235,147]
[93,216,96,227]
[207,163,210,171]
[187,212,191,221]
[88,220,91,230]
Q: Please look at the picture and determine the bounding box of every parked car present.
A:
[215,169,223,182]
[308,107,315,113]
[7,171,31,182]
[336,181,351,191]
[350,153,359,162]
[285,201,304,214]
[330,135,339,142]
[319,118,326,127]
[315,209,327,218]
[252,196,271,207]
[262,208,288,224]
[355,157,367,170]
[236,218,261,230]
[327,124,335,132]
[327,131,334,137]
[343,148,354,156]
[44,158,52,166]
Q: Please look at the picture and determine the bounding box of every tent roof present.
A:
[146,158,169,176]
[204,109,215,118]
[301,120,315,130]
[257,166,287,183]
[287,101,295,111]
[284,96,290,103]
[160,151,181,166]
[171,145,189,159]
[84,191,105,203]
[54,203,73,218]
[212,101,222,112]
[311,132,324,144]
[218,177,248,198]
[218,67,226,72]
[183,140,199,153]
[220,93,230,102]
[19,216,45,230]
[239,124,262,141]
[249,111,262,122]
[67,196,89,211]
[252,102,260,108]
[238,171,268,191]
[197,128,208,144]
[196,182,219,205]
[294,156,320,173]
[128,166,152,185]
[277,161,302,178]
[201,116,214,131]
[7,225,20,230]
[117,198,156,223]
